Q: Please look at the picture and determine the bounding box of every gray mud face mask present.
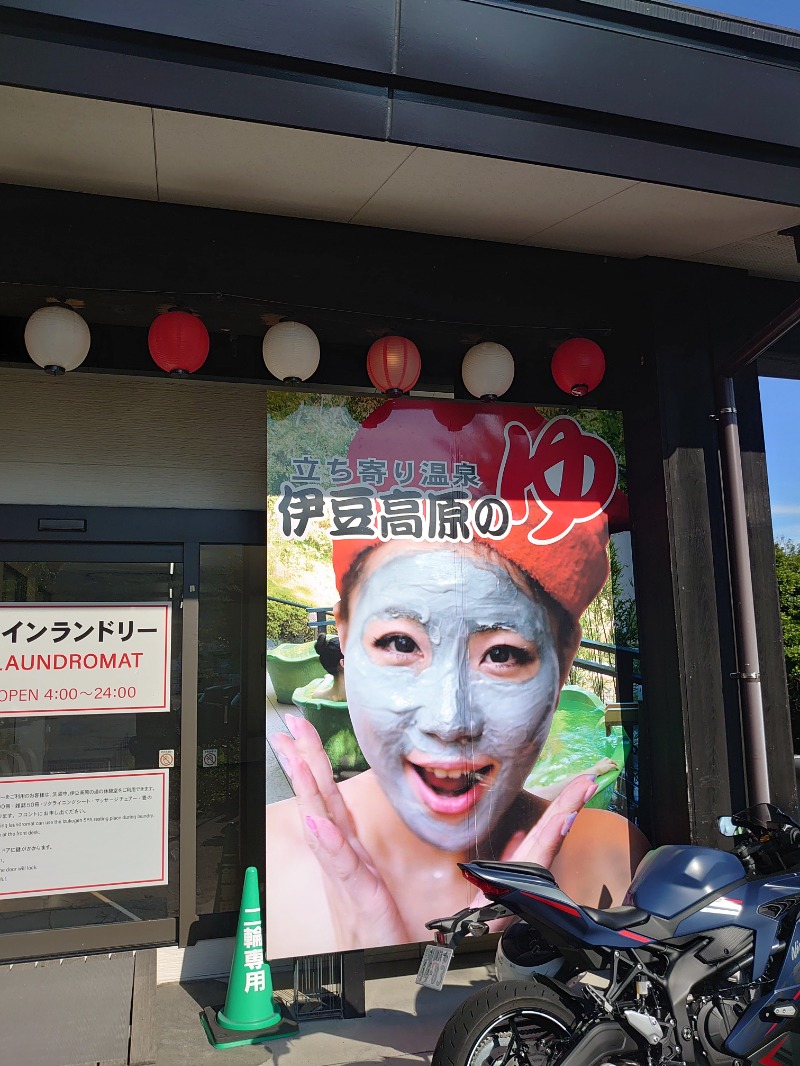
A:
[342,549,561,851]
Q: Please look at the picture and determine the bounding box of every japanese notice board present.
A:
[0,769,169,899]
[0,603,172,716]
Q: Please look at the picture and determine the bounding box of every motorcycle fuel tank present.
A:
[627,845,745,918]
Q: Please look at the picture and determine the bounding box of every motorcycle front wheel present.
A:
[432,979,578,1066]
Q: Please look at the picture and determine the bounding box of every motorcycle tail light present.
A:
[461,869,511,900]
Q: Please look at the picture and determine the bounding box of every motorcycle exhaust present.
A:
[558,1021,642,1066]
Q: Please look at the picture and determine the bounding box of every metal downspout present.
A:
[716,376,770,805]
[717,295,800,806]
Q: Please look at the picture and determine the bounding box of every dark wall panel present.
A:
[399,0,800,149]
[0,31,388,139]
[0,0,396,72]
[390,95,800,207]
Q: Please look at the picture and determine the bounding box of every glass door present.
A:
[0,548,182,952]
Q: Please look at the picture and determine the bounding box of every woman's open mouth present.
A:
[405,756,497,816]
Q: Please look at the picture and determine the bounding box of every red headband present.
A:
[331,399,626,621]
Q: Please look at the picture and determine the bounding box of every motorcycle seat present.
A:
[582,905,650,930]
[474,860,557,884]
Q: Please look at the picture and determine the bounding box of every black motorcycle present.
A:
[427,804,800,1066]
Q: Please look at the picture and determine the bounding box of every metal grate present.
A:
[275,953,344,1020]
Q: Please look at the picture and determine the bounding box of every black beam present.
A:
[0,185,633,397]
[624,264,741,845]
[0,505,264,544]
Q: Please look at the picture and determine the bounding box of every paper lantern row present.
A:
[23,306,605,398]
[23,305,212,378]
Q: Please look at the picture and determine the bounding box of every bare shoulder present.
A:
[551,808,650,909]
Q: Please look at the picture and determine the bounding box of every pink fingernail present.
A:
[586,774,597,783]
[305,816,318,837]
[285,712,305,736]
[561,812,578,837]
[275,752,292,779]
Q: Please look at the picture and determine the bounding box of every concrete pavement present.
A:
[156,961,493,1066]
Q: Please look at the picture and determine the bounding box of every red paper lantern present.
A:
[551,338,605,397]
[148,310,209,375]
[366,336,421,395]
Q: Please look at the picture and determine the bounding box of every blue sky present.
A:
[673,2,800,30]
[761,377,800,542]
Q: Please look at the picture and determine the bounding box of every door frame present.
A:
[0,505,264,960]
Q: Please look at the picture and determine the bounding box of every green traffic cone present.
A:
[200,866,299,1049]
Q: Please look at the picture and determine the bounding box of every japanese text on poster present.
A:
[0,769,169,899]
[0,603,172,716]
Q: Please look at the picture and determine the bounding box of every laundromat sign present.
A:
[0,603,172,716]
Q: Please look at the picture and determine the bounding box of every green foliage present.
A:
[266,392,304,420]
[267,493,338,607]
[344,395,388,424]
[775,539,800,749]
[324,728,369,774]
[536,405,627,494]
[266,599,314,644]
[609,542,639,650]
[267,391,366,495]
[569,539,639,701]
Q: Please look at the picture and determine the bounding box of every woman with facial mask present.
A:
[267,400,650,958]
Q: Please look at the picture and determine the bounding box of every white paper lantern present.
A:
[24,304,91,375]
[262,321,320,382]
[461,341,514,400]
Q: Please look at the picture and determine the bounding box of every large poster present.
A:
[266,395,648,959]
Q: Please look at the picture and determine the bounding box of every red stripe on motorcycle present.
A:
[759,1036,787,1066]
[618,929,652,943]
[520,892,580,916]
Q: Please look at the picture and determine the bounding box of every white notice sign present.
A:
[415,944,455,990]
[0,603,172,716]
[0,769,169,899]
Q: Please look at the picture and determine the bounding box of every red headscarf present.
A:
[331,399,626,622]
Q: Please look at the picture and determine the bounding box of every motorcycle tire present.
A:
[432,978,579,1066]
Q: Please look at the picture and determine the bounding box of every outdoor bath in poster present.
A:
[266,393,647,959]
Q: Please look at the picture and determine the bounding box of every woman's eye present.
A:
[484,644,533,666]
[375,634,419,655]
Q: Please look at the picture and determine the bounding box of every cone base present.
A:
[201,1003,299,1049]
[217,1002,282,1031]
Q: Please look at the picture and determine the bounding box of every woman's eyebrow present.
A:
[380,607,425,623]
[473,622,516,633]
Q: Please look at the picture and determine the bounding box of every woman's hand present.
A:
[271,714,409,949]
[470,773,598,908]
[502,773,598,866]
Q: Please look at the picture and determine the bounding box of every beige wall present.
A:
[0,368,265,510]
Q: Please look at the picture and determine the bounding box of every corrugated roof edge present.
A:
[569,0,800,47]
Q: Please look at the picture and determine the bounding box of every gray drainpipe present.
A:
[717,294,800,807]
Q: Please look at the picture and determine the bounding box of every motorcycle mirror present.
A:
[717,816,737,837]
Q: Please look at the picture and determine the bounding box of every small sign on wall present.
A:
[0,603,172,716]
[0,768,169,899]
